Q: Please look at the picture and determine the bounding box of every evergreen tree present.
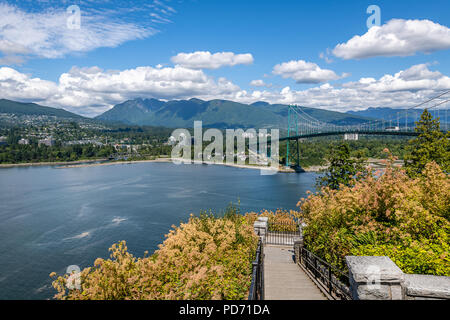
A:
[405,109,450,176]
[317,143,367,190]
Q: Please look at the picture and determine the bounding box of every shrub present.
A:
[50,210,258,300]
[297,155,450,276]
[257,209,299,232]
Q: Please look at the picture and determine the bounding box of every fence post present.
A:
[294,222,304,264]
[328,266,332,295]
[346,256,404,300]
[254,217,268,244]
[294,240,301,265]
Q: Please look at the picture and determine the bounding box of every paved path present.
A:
[264,245,326,300]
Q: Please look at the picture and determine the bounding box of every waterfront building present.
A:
[38,137,55,147]
[18,138,29,145]
[0,136,7,146]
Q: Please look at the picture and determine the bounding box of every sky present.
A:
[0,0,449,117]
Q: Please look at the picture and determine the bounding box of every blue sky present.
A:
[0,0,449,116]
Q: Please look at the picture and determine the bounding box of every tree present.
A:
[317,143,367,190]
[405,109,450,177]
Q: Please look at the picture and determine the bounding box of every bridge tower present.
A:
[286,105,300,168]
[286,106,290,167]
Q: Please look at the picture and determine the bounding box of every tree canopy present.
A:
[317,143,367,190]
[405,109,450,177]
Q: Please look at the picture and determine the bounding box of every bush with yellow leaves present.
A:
[298,154,450,276]
[50,209,258,300]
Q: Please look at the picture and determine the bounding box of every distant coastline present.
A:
[55,158,301,173]
[0,158,314,172]
[0,159,109,168]
[0,157,400,172]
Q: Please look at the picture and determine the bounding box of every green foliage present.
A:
[96,98,370,129]
[298,159,450,276]
[0,143,115,163]
[279,137,410,168]
[405,109,450,176]
[352,241,450,276]
[0,124,173,164]
[316,143,367,190]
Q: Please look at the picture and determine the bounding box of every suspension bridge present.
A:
[279,90,450,167]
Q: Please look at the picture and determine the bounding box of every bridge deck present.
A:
[264,245,326,300]
[278,130,421,142]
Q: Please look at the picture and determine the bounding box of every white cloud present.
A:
[0,67,58,101]
[150,12,172,24]
[397,63,442,81]
[333,19,450,59]
[0,55,25,65]
[171,51,254,70]
[234,64,450,111]
[341,64,450,93]
[1,65,240,117]
[272,60,347,84]
[250,79,272,88]
[0,3,154,63]
[319,50,333,63]
[1,64,449,116]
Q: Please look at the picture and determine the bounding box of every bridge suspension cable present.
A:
[282,90,450,167]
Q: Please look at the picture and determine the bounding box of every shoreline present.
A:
[0,157,404,172]
[0,159,109,168]
[56,158,299,173]
[1,158,305,173]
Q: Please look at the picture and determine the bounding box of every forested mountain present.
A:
[96,98,372,128]
[346,107,440,124]
[0,99,85,119]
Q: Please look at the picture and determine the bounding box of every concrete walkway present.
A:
[264,245,326,300]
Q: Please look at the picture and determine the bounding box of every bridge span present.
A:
[279,129,419,142]
[277,100,449,167]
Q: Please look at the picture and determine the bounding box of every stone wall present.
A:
[403,274,450,300]
[346,256,450,300]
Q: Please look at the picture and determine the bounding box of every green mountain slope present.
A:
[0,99,84,119]
[347,107,433,123]
[96,98,165,124]
[96,98,373,128]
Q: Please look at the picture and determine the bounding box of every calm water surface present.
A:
[0,162,318,299]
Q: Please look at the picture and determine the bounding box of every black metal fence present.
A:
[266,221,300,245]
[298,246,352,300]
[248,239,264,300]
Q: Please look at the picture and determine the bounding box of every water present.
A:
[0,162,318,300]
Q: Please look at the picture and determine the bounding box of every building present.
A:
[38,137,55,147]
[65,140,103,146]
[385,126,400,132]
[18,138,29,145]
[344,133,359,141]
[0,136,7,146]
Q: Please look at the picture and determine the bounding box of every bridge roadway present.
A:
[264,245,326,300]
[278,130,420,142]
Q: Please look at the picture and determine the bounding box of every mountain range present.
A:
[0,99,84,119]
[5,97,440,129]
[352,107,449,124]
[95,98,372,128]
[347,107,427,124]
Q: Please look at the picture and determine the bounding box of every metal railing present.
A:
[299,246,352,300]
[266,221,300,245]
[248,239,264,300]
